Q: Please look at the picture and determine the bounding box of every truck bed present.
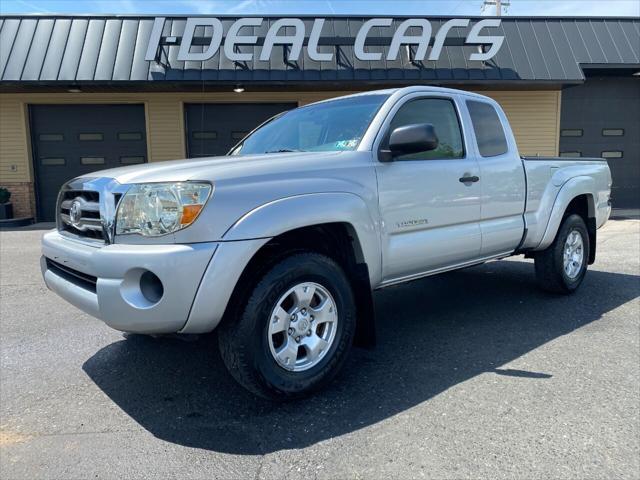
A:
[519,156,612,251]
[521,156,608,163]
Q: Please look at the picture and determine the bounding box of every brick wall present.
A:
[1,182,35,218]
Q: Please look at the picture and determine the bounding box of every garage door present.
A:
[560,77,639,208]
[185,103,297,158]
[30,104,147,221]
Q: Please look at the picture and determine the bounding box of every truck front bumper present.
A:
[41,230,218,333]
[41,230,270,334]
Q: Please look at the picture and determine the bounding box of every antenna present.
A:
[482,0,511,16]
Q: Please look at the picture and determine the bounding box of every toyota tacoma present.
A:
[41,87,612,398]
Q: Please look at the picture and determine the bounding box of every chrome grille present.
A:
[57,177,129,245]
[58,190,105,241]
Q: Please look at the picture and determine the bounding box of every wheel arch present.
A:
[221,221,377,348]
[537,176,597,256]
[222,192,382,283]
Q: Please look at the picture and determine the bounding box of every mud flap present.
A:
[352,262,376,349]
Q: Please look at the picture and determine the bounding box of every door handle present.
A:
[459,175,480,184]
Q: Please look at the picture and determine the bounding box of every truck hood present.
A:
[80,151,355,184]
[77,149,378,246]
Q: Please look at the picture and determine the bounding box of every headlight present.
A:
[116,182,212,236]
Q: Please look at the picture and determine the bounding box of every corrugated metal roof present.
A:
[0,16,638,85]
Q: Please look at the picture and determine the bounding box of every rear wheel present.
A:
[218,252,356,399]
[534,214,590,294]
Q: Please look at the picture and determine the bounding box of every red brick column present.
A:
[1,182,36,219]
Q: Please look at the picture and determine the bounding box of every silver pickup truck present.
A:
[41,86,612,398]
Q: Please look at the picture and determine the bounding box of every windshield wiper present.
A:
[264,149,306,153]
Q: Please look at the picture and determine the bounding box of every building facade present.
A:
[0,15,638,221]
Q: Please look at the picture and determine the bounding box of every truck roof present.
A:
[308,86,491,107]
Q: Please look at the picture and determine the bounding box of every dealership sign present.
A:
[145,17,504,64]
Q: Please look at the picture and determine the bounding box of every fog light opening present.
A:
[140,271,164,304]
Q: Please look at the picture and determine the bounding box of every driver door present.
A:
[375,95,482,283]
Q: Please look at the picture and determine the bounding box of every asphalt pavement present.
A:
[1,219,639,479]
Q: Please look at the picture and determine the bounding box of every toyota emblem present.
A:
[69,199,83,227]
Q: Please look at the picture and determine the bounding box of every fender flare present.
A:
[222,192,382,285]
[536,176,596,251]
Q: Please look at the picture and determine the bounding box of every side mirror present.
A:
[383,123,439,160]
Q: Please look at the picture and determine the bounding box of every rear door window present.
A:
[466,100,509,157]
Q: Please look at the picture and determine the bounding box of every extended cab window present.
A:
[466,100,509,157]
[386,98,464,161]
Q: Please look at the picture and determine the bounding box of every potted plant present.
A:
[0,187,13,220]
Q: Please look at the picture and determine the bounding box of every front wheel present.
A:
[218,252,356,399]
[534,214,590,294]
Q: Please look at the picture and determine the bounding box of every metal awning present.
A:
[0,15,638,88]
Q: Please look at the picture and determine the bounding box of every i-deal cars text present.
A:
[42,87,612,399]
[145,17,504,63]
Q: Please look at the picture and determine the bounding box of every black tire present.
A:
[218,252,357,400]
[534,214,590,294]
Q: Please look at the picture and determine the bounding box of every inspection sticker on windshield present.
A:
[335,139,359,149]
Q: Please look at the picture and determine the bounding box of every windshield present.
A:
[230,94,390,155]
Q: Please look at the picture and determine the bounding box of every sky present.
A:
[1,0,639,17]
